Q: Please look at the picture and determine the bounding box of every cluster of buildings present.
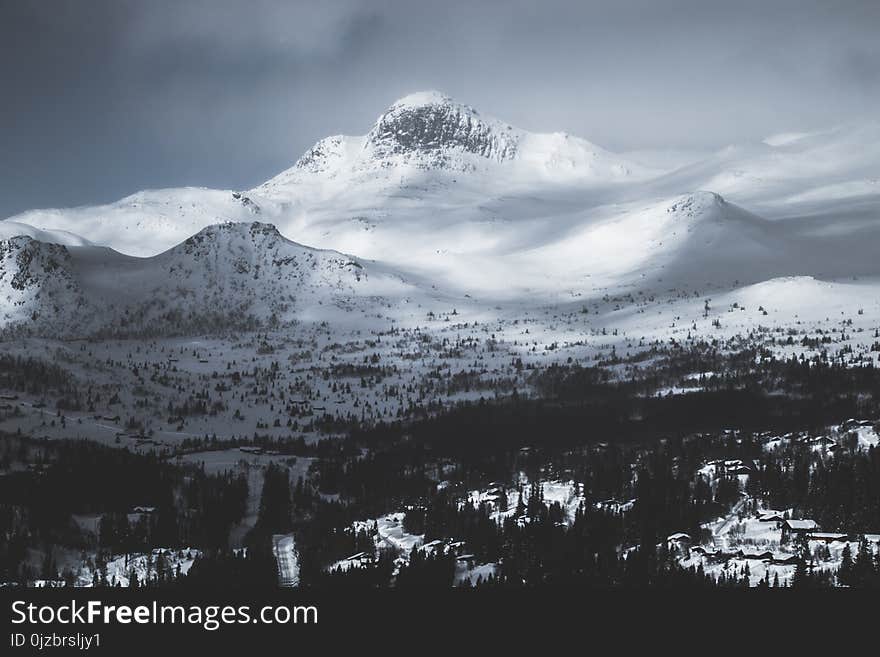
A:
[668,510,880,567]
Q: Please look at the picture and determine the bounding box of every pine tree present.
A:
[852,538,874,587]
[838,543,853,586]
[792,557,809,588]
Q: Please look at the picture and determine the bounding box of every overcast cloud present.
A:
[2,0,878,217]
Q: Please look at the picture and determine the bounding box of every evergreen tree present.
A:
[838,543,854,586]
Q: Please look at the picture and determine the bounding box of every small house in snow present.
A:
[808,532,849,543]
[781,519,818,542]
[771,553,800,565]
[737,549,773,561]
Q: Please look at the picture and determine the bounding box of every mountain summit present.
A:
[258,90,649,202]
[365,90,519,163]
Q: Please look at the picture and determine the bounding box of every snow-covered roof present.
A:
[738,550,773,559]
[809,533,848,540]
[784,519,818,530]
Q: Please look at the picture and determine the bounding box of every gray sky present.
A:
[2,0,878,217]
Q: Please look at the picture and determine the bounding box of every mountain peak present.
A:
[667,191,726,217]
[189,221,281,240]
[260,91,647,192]
[366,90,519,163]
[176,221,287,257]
[387,90,458,111]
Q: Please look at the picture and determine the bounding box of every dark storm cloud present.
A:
[2,0,878,217]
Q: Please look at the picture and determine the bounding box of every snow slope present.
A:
[646,121,880,231]
[0,221,423,337]
[0,221,93,247]
[7,188,262,258]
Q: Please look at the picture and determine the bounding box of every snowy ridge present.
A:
[0,221,419,338]
[0,221,94,247]
[292,135,359,175]
[6,188,263,258]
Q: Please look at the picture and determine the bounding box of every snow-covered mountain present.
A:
[260,90,647,194]
[514,190,880,292]
[7,188,261,259]
[1,91,653,265]
[3,91,880,305]
[0,222,419,338]
[0,236,87,334]
[652,122,880,209]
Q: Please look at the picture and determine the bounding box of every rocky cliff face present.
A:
[0,236,86,334]
[365,91,519,167]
